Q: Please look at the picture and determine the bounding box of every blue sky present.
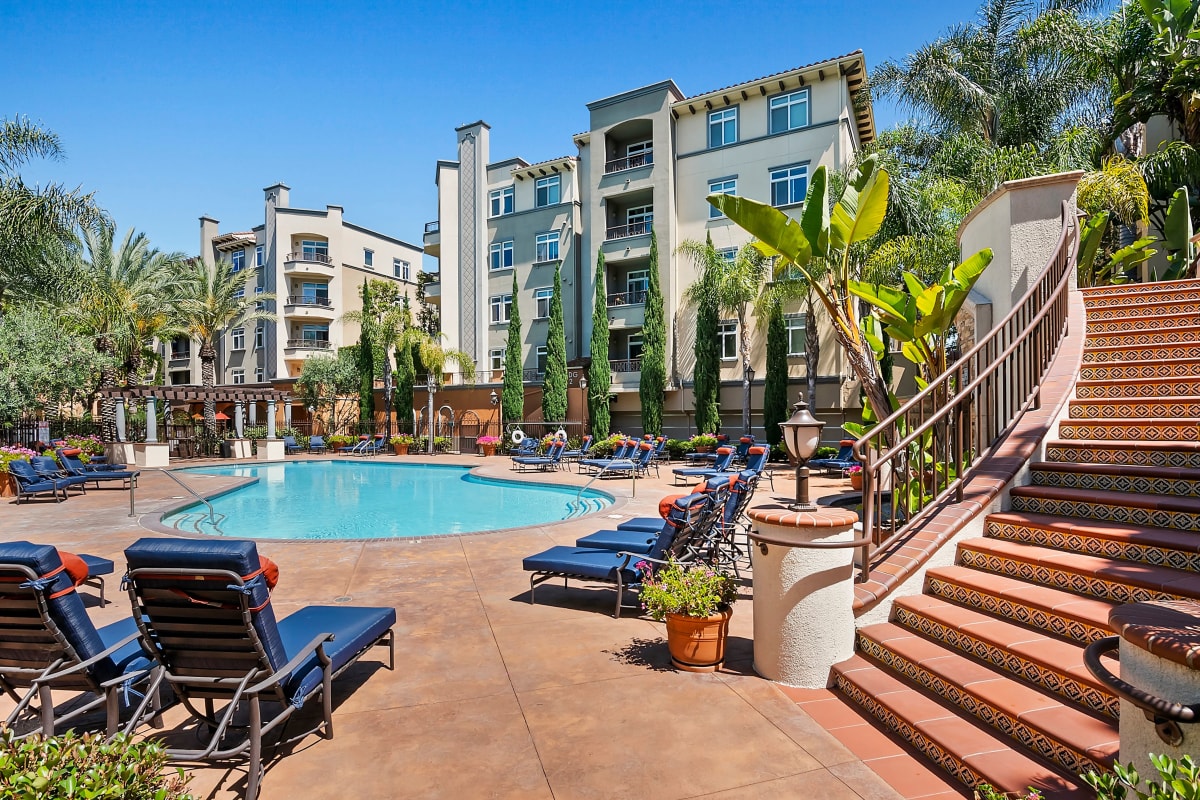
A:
[4,0,977,263]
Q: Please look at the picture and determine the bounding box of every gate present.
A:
[457,410,482,455]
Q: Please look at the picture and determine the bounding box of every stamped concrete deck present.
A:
[0,454,964,799]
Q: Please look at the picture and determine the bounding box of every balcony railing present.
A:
[424,221,440,234]
[610,358,642,373]
[285,338,332,350]
[523,369,544,382]
[169,354,190,364]
[285,295,333,307]
[608,289,647,307]
[285,252,333,264]
[604,151,653,173]
[606,221,653,241]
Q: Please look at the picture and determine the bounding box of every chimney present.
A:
[199,216,219,264]
[263,182,290,209]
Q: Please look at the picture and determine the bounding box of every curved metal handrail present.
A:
[853,202,1080,580]
[1084,636,1200,745]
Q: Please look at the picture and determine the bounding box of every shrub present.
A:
[770,442,791,462]
[589,433,627,459]
[63,434,104,456]
[689,434,718,450]
[814,445,838,460]
[390,434,416,446]
[244,425,268,441]
[476,435,500,446]
[0,445,35,473]
[327,434,357,449]
[0,731,193,799]
[636,559,738,621]
[1084,754,1200,800]
[664,438,693,460]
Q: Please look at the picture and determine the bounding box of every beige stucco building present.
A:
[425,51,874,436]
[169,184,421,387]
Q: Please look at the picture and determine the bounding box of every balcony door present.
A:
[628,334,644,361]
[301,282,329,305]
[300,240,329,261]
[301,324,329,343]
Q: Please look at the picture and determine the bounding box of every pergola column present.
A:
[284,400,293,430]
[249,402,258,426]
[145,397,158,443]
[114,399,127,442]
[235,402,245,438]
[267,400,277,440]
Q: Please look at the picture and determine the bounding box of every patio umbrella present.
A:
[193,412,231,421]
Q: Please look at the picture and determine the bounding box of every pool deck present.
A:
[0,453,965,800]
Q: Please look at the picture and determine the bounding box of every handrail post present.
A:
[859,443,875,580]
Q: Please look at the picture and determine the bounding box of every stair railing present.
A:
[852,202,1080,580]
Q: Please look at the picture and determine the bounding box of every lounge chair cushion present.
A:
[276,605,396,705]
[521,547,641,583]
[615,517,664,532]
[575,529,658,552]
[79,554,114,577]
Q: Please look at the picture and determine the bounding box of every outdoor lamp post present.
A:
[579,376,588,434]
[489,389,500,440]
[778,393,825,512]
[426,372,436,455]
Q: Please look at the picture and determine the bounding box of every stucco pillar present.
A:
[234,402,245,438]
[145,397,157,443]
[284,400,293,430]
[266,400,277,439]
[114,399,127,442]
[249,401,257,426]
[746,506,860,687]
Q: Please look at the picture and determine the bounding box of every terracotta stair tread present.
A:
[1080,278,1200,294]
[926,564,1117,639]
[1011,484,1200,514]
[1045,438,1200,453]
[987,510,1200,555]
[858,622,1118,769]
[1057,416,1200,424]
[1085,298,1200,315]
[1030,461,1200,481]
[1086,310,1200,325]
[959,537,1200,599]
[834,655,1091,798]
[1077,355,1200,367]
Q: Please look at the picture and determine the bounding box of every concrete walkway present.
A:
[0,454,963,799]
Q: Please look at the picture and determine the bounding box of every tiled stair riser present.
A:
[855,634,1109,775]
[1008,494,1200,532]
[1068,400,1200,418]
[925,574,1111,643]
[1031,468,1200,498]
[1079,361,1200,380]
[890,605,1118,718]
[1085,327,1200,348]
[1075,380,1200,398]
[1058,421,1200,441]
[1083,345,1200,363]
[1081,281,1200,304]
[1086,314,1197,333]
[1086,301,1200,319]
[1045,444,1200,468]
[985,520,1200,571]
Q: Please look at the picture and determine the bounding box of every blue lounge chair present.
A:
[53,447,125,472]
[308,435,327,454]
[562,435,593,462]
[8,460,73,503]
[282,435,301,454]
[337,436,371,455]
[732,435,755,465]
[522,492,713,618]
[684,433,730,463]
[808,439,858,475]
[672,446,734,485]
[56,450,139,490]
[0,542,157,737]
[651,436,669,463]
[123,538,396,799]
[579,439,636,474]
[356,434,386,457]
[30,456,90,497]
[598,441,658,479]
[578,474,733,554]
[509,436,538,460]
[512,440,566,472]
[698,444,768,480]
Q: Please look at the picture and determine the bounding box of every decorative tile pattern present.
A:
[1045,445,1200,468]
[986,520,1200,572]
[1080,361,1200,380]
[1083,345,1200,363]
[1075,380,1200,399]
[1087,315,1196,333]
[1030,468,1200,498]
[836,677,983,788]
[1009,495,1200,532]
[1086,289,1200,307]
[1069,400,1200,418]
[1087,301,1200,319]
[1058,421,1200,441]
[956,548,1181,610]
[857,636,1107,775]
[893,605,1119,718]
[1085,328,1200,348]
[927,575,1111,643]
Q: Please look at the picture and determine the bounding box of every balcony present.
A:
[523,369,544,383]
[608,299,645,329]
[610,359,642,392]
[168,354,190,367]
[604,151,653,174]
[283,252,336,278]
[284,296,337,320]
[423,221,441,257]
[284,338,332,352]
[608,289,646,307]
[605,221,653,241]
[610,358,642,373]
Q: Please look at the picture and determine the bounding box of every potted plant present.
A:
[0,446,35,497]
[390,434,414,455]
[327,434,356,452]
[637,559,738,672]
[477,435,500,457]
[847,464,863,491]
[689,434,718,454]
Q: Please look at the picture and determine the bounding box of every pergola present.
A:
[96,386,293,443]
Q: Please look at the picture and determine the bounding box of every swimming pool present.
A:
[159,461,613,540]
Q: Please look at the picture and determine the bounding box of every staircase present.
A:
[832,279,1200,797]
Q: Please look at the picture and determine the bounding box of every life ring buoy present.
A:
[511,430,525,444]
[555,429,567,440]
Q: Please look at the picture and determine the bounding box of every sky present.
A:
[3,0,978,267]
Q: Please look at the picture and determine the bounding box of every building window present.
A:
[769,88,810,134]
[231,249,245,272]
[718,321,737,360]
[255,324,265,350]
[489,348,504,371]
[785,314,806,356]
[234,286,245,299]
[301,282,329,304]
[535,345,547,375]
[627,140,653,167]
[534,287,553,319]
[535,175,560,207]
[255,367,265,383]
[255,244,264,268]
[490,294,512,324]
[230,327,245,351]
[628,333,644,361]
[300,240,328,261]
[490,240,514,271]
[231,368,245,385]
[708,178,737,218]
[363,248,374,268]
[535,232,559,263]
[170,337,190,360]
[708,107,738,148]
[627,206,653,235]
[301,324,329,343]
[771,163,809,207]
[626,270,649,301]
[489,186,515,217]
[717,247,737,263]
[393,258,411,280]
[169,371,189,385]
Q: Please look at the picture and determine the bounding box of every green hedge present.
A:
[0,732,193,799]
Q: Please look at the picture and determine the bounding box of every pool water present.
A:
[160,461,612,540]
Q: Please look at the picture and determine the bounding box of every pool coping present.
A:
[141,458,630,542]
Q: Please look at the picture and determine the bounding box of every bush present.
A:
[243,425,269,441]
[689,434,718,450]
[63,434,104,457]
[589,433,627,459]
[0,731,193,799]
[664,438,693,460]
[327,434,357,449]
[770,443,791,462]
[0,445,35,473]
[390,434,415,446]
[814,445,838,459]
[636,559,738,621]
[1084,754,1200,799]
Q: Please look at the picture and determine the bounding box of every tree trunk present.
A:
[382,356,394,438]
[96,336,118,441]
[805,293,819,409]
[738,312,751,434]
[200,343,217,435]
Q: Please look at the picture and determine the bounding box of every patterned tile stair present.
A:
[828,279,1200,795]
[1030,462,1200,499]
[1009,485,1200,532]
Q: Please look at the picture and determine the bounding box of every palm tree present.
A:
[680,240,770,433]
[400,329,475,454]
[174,258,276,433]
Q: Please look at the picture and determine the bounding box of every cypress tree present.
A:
[587,249,611,437]
[639,232,666,435]
[394,343,414,433]
[693,235,721,434]
[763,299,789,447]
[542,265,568,422]
[357,280,375,425]
[502,271,524,425]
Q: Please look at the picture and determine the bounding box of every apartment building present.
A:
[425,51,874,434]
[170,184,421,386]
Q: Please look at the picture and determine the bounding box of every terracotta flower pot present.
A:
[394,444,409,456]
[481,444,496,457]
[849,472,863,491]
[0,472,16,498]
[694,446,711,454]
[665,607,732,673]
